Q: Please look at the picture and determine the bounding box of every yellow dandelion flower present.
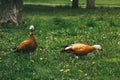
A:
[84,73,88,76]
[66,64,69,67]
[54,38,57,41]
[118,41,120,45]
[11,42,15,45]
[39,48,43,51]
[60,69,64,72]
[92,61,96,64]
[64,69,70,73]
[40,58,43,61]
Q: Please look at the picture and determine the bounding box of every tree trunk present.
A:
[0,0,24,25]
[72,0,79,8]
[87,0,95,8]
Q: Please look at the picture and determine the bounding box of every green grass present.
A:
[0,5,120,80]
[24,0,120,6]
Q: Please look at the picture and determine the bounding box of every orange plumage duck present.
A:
[14,25,37,53]
[62,43,102,56]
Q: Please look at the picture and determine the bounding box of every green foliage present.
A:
[0,5,120,80]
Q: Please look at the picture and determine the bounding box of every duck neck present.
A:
[30,31,35,39]
[89,46,96,51]
[92,46,97,50]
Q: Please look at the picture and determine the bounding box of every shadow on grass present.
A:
[24,4,120,16]
[23,4,80,16]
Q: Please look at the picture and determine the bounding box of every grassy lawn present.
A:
[24,0,120,6]
[0,4,120,80]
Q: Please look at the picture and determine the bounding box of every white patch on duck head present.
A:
[29,25,34,30]
[93,45,102,50]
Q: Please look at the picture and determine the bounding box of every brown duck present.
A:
[62,43,102,56]
[14,25,37,53]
